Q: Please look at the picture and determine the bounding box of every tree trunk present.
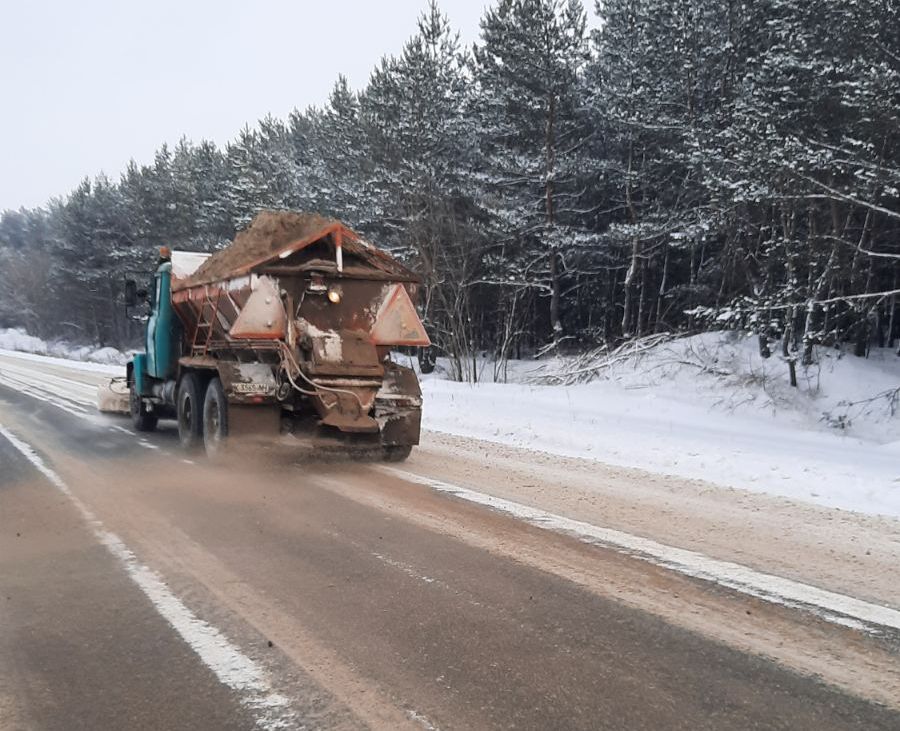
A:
[802,240,839,366]
[545,92,561,341]
[636,255,648,337]
[621,142,640,337]
[655,244,669,332]
[782,315,798,388]
[621,236,640,337]
[889,271,897,353]
[548,245,561,338]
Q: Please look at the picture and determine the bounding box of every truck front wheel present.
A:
[203,377,229,459]
[130,382,158,432]
[177,373,205,451]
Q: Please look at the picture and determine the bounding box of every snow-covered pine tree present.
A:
[51,175,136,346]
[703,0,900,366]
[222,126,271,229]
[304,76,370,226]
[590,0,726,339]
[0,208,56,336]
[183,139,233,249]
[473,0,592,347]
[361,1,489,380]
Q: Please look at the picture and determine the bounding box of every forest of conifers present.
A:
[1,0,898,381]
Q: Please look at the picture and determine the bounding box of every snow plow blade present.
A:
[97,377,130,414]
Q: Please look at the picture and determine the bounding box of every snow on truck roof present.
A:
[172,210,417,290]
[170,250,211,279]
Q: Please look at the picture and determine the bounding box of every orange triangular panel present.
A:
[371,284,431,347]
[229,276,286,339]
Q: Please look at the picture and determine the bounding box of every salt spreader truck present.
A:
[115,211,430,461]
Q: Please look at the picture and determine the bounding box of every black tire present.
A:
[130,381,157,432]
[382,445,412,462]
[417,346,437,375]
[203,377,229,460]
[177,372,205,451]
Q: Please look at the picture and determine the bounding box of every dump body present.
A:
[124,211,429,459]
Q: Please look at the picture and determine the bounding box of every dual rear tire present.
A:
[177,373,204,450]
[176,373,408,462]
[382,445,412,462]
[177,374,228,457]
[202,377,228,459]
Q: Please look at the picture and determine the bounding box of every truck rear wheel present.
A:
[130,382,157,432]
[203,377,229,459]
[177,373,205,451]
[382,445,412,462]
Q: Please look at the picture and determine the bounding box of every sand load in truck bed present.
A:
[175,210,414,289]
[169,210,429,362]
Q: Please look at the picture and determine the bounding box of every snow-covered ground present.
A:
[2,327,898,518]
[417,333,900,518]
[0,328,128,366]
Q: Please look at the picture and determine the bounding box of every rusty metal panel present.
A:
[229,276,286,340]
[371,284,430,347]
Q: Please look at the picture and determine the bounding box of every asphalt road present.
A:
[1,351,899,730]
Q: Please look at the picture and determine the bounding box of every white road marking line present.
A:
[0,425,296,730]
[381,466,900,635]
[407,708,441,731]
[0,374,165,453]
[0,365,97,404]
[0,373,90,416]
[366,549,485,610]
[372,551,436,584]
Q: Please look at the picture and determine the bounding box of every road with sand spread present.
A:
[2,349,900,730]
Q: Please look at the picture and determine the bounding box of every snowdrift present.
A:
[418,332,900,518]
[0,328,128,366]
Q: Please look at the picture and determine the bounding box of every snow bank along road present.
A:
[1,350,899,730]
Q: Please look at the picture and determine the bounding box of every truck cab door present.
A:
[148,265,177,380]
[145,273,161,377]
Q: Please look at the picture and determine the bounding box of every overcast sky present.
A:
[0,0,503,211]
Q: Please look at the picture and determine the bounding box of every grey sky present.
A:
[0,0,498,211]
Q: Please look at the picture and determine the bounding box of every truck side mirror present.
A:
[124,279,138,307]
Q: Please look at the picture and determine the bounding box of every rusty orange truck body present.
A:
[121,211,429,461]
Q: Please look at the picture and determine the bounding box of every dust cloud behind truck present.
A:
[121,211,430,461]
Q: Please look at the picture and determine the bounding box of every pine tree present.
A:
[361,1,488,379]
[306,76,370,225]
[474,0,592,344]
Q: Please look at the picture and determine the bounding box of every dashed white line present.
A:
[372,551,436,584]
[381,466,900,635]
[0,424,297,730]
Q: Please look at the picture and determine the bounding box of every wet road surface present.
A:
[1,353,899,730]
